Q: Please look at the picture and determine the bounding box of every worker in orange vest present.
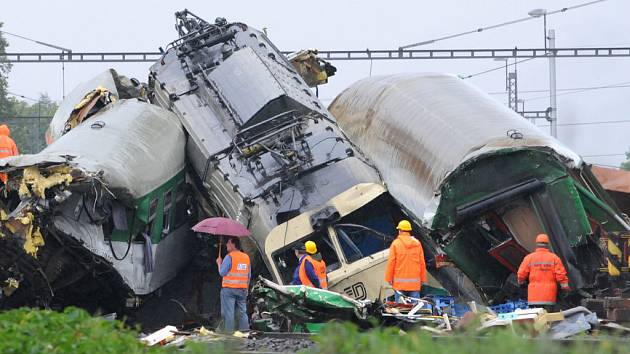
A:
[517,234,570,309]
[0,124,19,183]
[385,220,427,302]
[216,237,250,333]
[292,241,327,289]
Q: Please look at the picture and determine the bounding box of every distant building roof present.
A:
[591,165,630,194]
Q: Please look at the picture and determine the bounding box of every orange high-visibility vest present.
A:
[384,232,427,291]
[221,250,250,289]
[0,125,18,183]
[517,247,570,305]
[298,255,327,289]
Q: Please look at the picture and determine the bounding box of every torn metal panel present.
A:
[47,69,146,143]
[288,49,336,87]
[251,278,371,329]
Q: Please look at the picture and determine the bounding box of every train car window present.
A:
[173,183,189,229]
[272,230,341,284]
[162,188,173,238]
[146,197,159,238]
[335,225,391,263]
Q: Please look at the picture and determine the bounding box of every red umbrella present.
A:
[191,217,251,237]
[191,217,251,257]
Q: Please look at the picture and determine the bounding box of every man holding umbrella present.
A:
[193,216,253,334]
[216,236,251,333]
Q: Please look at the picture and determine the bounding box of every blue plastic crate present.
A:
[426,295,455,316]
[490,300,529,314]
[452,303,470,317]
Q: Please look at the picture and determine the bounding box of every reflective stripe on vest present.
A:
[222,250,250,289]
[394,277,421,283]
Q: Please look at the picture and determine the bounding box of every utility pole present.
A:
[548,29,558,137]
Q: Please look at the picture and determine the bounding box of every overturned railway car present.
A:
[329,73,630,304]
[0,71,197,312]
[147,11,461,300]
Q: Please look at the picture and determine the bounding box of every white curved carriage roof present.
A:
[329,73,582,223]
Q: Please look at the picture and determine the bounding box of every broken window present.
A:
[173,183,188,229]
[335,225,391,263]
[146,197,159,238]
[331,193,397,263]
[162,188,173,238]
[272,230,341,284]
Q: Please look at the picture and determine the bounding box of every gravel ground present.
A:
[241,336,316,353]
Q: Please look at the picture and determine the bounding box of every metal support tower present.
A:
[507,72,518,112]
[548,29,558,138]
[2,47,630,63]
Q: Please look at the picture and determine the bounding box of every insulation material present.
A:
[18,166,73,198]
[63,87,116,135]
[329,73,582,226]
[48,70,119,143]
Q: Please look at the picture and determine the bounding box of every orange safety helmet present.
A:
[535,234,550,244]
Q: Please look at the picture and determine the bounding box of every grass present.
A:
[3,307,629,354]
[0,307,220,354]
[308,322,630,354]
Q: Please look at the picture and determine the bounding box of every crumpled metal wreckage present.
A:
[1,9,630,334]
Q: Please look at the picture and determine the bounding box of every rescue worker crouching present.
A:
[385,220,427,303]
[292,241,328,289]
[517,233,570,311]
[216,237,250,333]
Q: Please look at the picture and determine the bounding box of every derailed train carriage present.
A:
[329,73,630,304]
[0,69,198,311]
[146,11,462,301]
[0,12,468,314]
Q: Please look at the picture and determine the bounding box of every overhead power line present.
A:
[399,0,608,49]
[7,91,41,102]
[537,119,630,128]
[463,57,537,79]
[525,81,630,101]
[488,84,630,95]
[582,153,627,158]
[0,30,71,52]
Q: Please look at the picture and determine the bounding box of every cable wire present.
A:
[463,57,537,79]
[400,0,608,49]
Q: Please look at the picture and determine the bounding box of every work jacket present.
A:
[384,232,427,291]
[299,254,327,289]
[221,250,250,289]
[0,125,18,183]
[517,247,570,305]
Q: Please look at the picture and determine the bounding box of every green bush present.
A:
[309,322,630,354]
[0,307,222,354]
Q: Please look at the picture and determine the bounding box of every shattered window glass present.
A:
[331,193,397,263]
[273,230,341,284]
[335,225,390,263]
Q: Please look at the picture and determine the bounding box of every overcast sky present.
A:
[2,0,629,167]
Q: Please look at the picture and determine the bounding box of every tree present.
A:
[4,93,58,154]
[621,148,630,171]
[0,22,12,117]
